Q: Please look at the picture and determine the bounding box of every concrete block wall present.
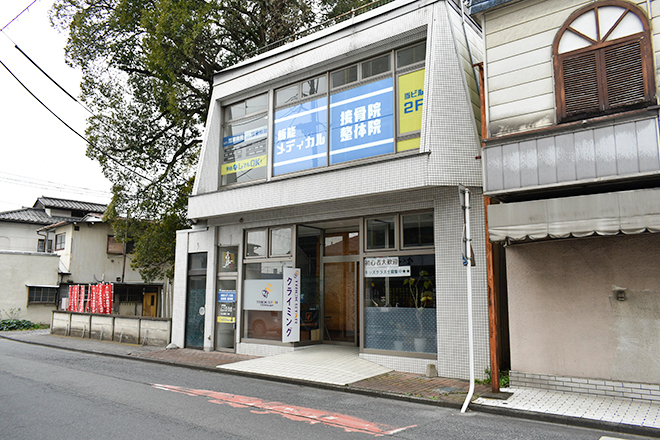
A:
[51,311,171,347]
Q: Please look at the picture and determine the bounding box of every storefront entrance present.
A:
[299,219,360,346]
[323,261,358,344]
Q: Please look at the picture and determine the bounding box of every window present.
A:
[366,211,433,251]
[55,233,65,251]
[221,93,268,186]
[37,239,52,253]
[553,1,654,122]
[397,41,426,68]
[275,76,327,107]
[245,227,293,258]
[402,213,434,248]
[362,54,391,79]
[28,286,57,304]
[107,236,124,254]
[366,217,396,250]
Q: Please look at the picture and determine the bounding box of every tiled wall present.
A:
[511,371,660,404]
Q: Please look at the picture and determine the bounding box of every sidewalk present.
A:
[2,330,659,438]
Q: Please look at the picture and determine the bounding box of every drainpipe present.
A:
[460,186,475,414]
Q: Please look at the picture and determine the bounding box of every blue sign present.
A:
[273,97,328,175]
[218,290,236,303]
[329,78,394,164]
[222,126,267,148]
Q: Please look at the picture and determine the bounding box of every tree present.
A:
[50,0,380,282]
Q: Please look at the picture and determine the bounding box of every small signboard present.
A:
[282,268,301,343]
[243,279,283,311]
[364,257,410,277]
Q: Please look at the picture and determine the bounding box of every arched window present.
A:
[553,1,655,122]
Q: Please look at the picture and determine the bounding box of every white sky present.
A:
[0,0,112,212]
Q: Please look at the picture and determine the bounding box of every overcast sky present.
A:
[0,0,112,212]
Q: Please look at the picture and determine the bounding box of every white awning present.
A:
[488,188,660,242]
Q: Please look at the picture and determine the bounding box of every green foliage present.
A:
[0,319,40,332]
[475,369,510,388]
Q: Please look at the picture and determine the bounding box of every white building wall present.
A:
[0,251,60,323]
[0,222,45,252]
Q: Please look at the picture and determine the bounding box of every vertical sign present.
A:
[329,77,394,164]
[397,68,425,152]
[273,97,328,175]
[282,268,301,343]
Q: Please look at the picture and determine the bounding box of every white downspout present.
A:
[461,187,475,413]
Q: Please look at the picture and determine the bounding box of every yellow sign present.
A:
[217,316,236,323]
[397,138,420,152]
[398,69,425,137]
[221,155,267,176]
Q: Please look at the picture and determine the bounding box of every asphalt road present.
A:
[0,338,652,440]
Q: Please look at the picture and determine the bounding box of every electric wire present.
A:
[0,0,38,32]
[0,2,191,203]
[0,58,154,184]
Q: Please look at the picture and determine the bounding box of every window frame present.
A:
[221,93,270,187]
[553,0,654,122]
[28,286,58,304]
[55,233,65,251]
[364,210,434,253]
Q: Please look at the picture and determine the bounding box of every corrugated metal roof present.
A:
[33,196,107,213]
[469,0,518,14]
[0,208,72,225]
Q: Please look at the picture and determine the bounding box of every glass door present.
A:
[323,261,358,343]
[216,279,236,350]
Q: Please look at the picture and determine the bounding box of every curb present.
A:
[3,333,660,438]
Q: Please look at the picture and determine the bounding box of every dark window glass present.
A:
[331,65,358,88]
[402,213,434,247]
[362,54,391,78]
[397,42,426,68]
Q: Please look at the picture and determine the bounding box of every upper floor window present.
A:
[37,239,52,253]
[55,233,65,251]
[553,1,655,122]
[221,93,269,186]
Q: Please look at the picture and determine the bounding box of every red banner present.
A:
[68,283,113,314]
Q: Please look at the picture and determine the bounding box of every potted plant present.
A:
[403,270,434,352]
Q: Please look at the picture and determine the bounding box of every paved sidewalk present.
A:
[2,330,659,438]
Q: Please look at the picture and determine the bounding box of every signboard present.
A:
[221,117,268,180]
[273,97,328,175]
[329,77,394,164]
[243,279,283,311]
[282,268,301,343]
[364,257,410,277]
[397,69,425,152]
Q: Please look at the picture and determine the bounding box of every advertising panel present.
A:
[273,98,328,175]
[217,289,236,323]
[329,77,394,164]
[281,268,301,343]
[397,69,425,152]
[221,116,268,182]
[364,257,410,277]
[243,279,283,311]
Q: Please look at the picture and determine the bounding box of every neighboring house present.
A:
[471,0,660,402]
[173,0,491,379]
[0,196,171,323]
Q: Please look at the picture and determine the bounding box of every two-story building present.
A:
[0,196,171,323]
[471,0,660,402]
[173,0,492,378]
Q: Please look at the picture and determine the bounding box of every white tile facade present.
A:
[174,0,489,382]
